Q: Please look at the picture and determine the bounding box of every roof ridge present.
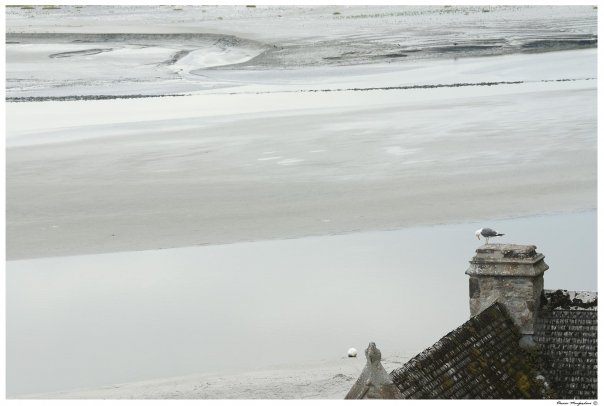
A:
[389,301,552,399]
[540,289,597,311]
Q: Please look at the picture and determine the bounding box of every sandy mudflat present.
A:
[6,5,596,99]
[6,6,597,260]
[5,5,598,400]
[6,60,597,259]
[20,355,407,399]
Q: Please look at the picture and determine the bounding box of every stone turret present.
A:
[345,342,402,399]
[466,244,549,347]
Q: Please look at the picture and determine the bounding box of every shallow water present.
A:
[6,210,596,396]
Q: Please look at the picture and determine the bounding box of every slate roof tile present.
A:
[390,302,549,399]
[534,289,597,399]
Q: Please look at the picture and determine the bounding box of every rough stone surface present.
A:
[345,342,402,399]
[467,244,548,276]
[466,244,548,334]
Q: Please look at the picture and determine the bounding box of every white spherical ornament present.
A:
[347,347,358,358]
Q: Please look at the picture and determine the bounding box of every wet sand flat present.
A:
[5,5,597,400]
[6,7,597,260]
[6,5,596,98]
[7,72,596,259]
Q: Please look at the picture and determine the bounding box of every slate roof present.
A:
[389,291,598,400]
[389,302,549,399]
[534,289,598,399]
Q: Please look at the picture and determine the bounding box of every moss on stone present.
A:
[515,372,531,398]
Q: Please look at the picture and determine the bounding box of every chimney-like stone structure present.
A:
[466,244,549,343]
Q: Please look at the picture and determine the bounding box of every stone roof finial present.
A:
[344,342,402,399]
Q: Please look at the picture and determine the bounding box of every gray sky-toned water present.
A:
[6,209,596,396]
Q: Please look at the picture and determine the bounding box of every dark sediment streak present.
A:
[49,48,113,58]
[6,94,186,103]
[521,38,597,52]
[229,77,596,95]
[160,49,192,66]
[6,78,595,103]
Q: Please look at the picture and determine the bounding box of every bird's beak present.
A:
[476,235,480,240]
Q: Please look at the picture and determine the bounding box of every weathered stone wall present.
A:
[466,244,549,335]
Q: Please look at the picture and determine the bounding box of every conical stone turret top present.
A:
[345,342,403,399]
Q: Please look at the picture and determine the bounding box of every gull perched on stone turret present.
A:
[475,228,505,244]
